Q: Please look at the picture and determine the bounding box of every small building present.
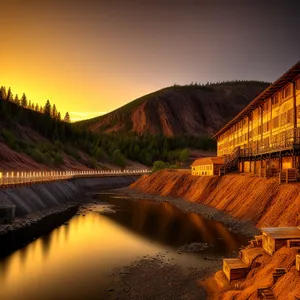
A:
[262,227,300,255]
[223,258,249,281]
[191,157,225,176]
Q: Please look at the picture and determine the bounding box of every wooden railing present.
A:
[224,128,300,158]
[278,169,298,183]
[0,169,150,188]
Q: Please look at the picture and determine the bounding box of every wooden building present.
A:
[261,227,300,255]
[214,61,300,175]
[223,258,248,281]
[191,157,225,176]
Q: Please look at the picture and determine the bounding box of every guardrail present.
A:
[0,169,150,188]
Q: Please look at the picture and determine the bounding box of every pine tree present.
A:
[44,100,51,116]
[52,104,57,119]
[57,112,61,121]
[21,93,27,107]
[64,112,70,123]
[7,87,13,102]
[0,86,7,100]
[14,94,20,105]
[35,103,39,112]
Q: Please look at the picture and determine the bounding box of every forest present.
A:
[0,86,216,167]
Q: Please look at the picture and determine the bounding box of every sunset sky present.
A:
[1,0,299,121]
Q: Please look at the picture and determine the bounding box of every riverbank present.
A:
[127,170,300,299]
[129,170,300,228]
[0,176,138,237]
[76,197,246,300]
[115,188,258,237]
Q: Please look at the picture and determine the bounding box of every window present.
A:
[272,94,279,106]
[280,112,287,126]
[285,86,291,98]
[281,85,291,102]
[273,116,279,128]
[287,109,293,123]
[263,101,269,112]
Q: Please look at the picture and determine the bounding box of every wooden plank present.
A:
[261,227,300,239]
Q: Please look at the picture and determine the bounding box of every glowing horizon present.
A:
[1,0,299,122]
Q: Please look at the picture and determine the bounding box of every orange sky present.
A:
[1,0,299,121]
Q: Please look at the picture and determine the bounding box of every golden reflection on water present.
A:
[0,212,162,300]
[0,199,247,300]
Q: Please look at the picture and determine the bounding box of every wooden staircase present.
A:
[219,147,240,175]
[257,287,276,299]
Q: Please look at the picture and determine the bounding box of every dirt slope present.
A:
[206,247,300,300]
[79,82,270,137]
[131,171,300,299]
[130,171,300,228]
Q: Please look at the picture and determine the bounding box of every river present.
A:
[0,193,248,300]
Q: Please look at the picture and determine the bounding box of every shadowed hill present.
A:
[79,81,270,137]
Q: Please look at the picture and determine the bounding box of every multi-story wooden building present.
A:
[214,61,300,175]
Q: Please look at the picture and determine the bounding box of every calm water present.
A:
[0,194,248,300]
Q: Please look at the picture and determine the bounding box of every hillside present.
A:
[0,87,146,171]
[130,171,299,228]
[79,81,270,137]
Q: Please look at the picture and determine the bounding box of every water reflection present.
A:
[0,195,248,300]
[0,211,164,300]
[102,196,247,254]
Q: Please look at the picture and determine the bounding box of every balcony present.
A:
[238,128,300,157]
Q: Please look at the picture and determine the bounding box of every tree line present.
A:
[0,86,70,123]
[0,85,216,168]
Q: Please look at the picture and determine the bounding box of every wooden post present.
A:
[279,171,281,184]
[279,151,282,170]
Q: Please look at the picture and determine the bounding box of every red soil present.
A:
[130,171,300,299]
[130,171,300,228]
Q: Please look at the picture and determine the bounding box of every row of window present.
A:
[220,108,297,144]
[194,172,208,176]
[219,80,300,142]
[195,165,213,171]
[218,126,296,151]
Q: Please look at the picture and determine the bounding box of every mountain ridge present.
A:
[79,81,271,137]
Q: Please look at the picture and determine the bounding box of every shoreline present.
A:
[114,187,259,238]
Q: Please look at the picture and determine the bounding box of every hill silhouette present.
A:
[79,81,270,137]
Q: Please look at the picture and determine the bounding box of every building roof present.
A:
[190,156,225,167]
[261,227,300,239]
[214,61,300,138]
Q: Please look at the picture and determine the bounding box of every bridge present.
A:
[0,169,150,189]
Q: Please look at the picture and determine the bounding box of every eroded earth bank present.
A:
[126,170,300,299]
